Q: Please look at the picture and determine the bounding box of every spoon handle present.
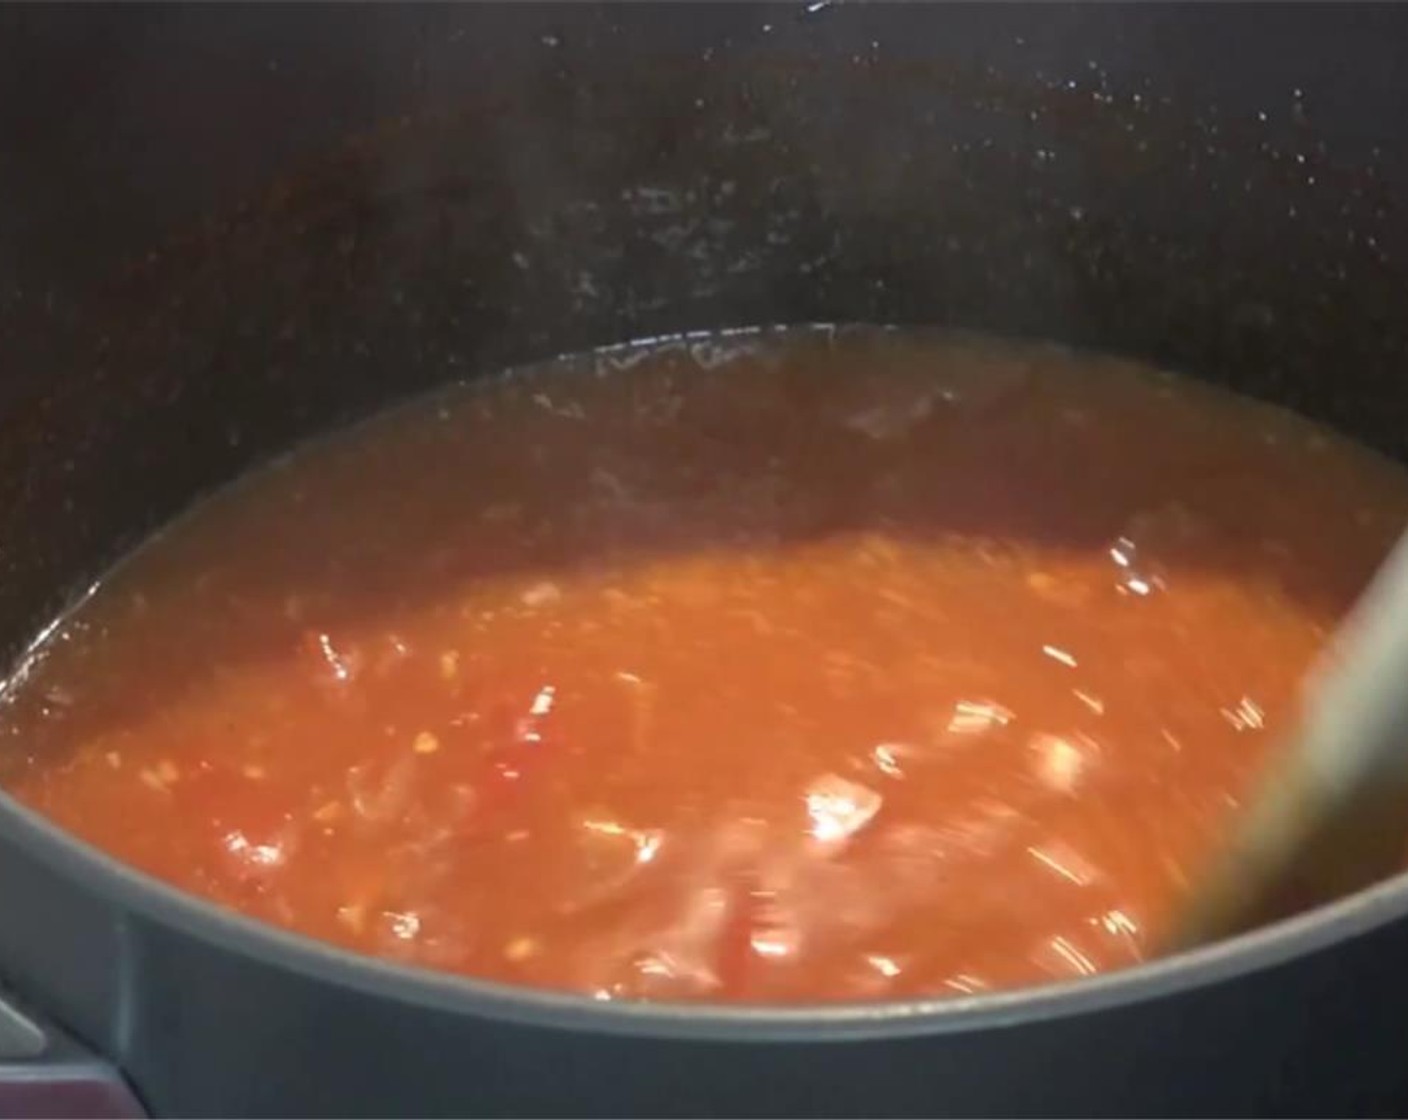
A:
[1171,524,1408,948]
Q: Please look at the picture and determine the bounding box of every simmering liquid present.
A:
[3,326,1406,1003]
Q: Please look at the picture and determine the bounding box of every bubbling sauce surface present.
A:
[3,327,1407,1003]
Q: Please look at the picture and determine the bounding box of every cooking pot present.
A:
[3,3,1408,1115]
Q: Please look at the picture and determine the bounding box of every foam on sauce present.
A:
[3,326,1407,1003]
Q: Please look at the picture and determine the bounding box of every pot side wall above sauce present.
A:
[2,325,1405,1004]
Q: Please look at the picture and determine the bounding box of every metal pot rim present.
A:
[3,789,1402,1041]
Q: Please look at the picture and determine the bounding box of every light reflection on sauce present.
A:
[2,325,1407,1004]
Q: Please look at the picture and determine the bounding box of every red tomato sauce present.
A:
[3,326,1406,1003]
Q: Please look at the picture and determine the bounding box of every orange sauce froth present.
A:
[3,327,1406,1003]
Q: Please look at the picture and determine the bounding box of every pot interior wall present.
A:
[2,1,1408,672]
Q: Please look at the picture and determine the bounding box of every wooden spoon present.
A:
[1171,525,1408,949]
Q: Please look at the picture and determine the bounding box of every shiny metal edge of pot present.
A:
[1,775,1403,1042]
